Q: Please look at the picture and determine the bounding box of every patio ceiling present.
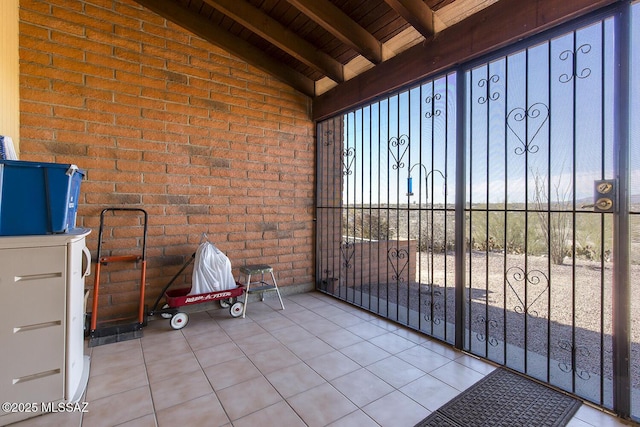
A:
[133,0,617,119]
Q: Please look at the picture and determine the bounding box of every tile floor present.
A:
[11,291,631,427]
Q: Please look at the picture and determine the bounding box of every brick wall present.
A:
[18,0,315,320]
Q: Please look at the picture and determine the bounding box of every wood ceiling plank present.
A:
[285,0,383,64]
[134,0,315,96]
[383,0,435,38]
[313,0,618,120]
[203,0,345,82]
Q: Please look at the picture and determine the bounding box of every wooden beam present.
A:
[285,0,383,64]
[202,0,344,83]
[134,0,315,97]
[383,0,435,38]
[313,0,618,121]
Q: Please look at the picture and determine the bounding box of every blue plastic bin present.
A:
[0,160,85,235]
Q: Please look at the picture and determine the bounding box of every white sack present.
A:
[189,242,236,295]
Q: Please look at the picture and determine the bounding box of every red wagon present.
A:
[148,252,246,330]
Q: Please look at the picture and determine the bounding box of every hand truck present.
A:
[88,208,148,347]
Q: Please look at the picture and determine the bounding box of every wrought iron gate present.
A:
[316,2,638,420]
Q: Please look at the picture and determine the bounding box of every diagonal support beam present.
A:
[285,0,383,64]
[383,0,435,38]
[203,0,344,83]
[134,0,315,97]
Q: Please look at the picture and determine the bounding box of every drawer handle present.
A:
[14,272,62,282]
[13,320,62,333]
[13,369,61,385]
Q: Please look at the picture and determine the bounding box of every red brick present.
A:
[19,0,315,320]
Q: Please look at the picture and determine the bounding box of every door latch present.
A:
[582,179,616,213]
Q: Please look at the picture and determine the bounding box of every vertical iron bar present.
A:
[599,18,606,406]
[571,29,578,394]
[444,75,450,343]
[484,64,491,358]
[315,122,322,291]
[546,39,552,382]
[455,68,467,350]
[524,48,530,374]
[503,58,509,366]
[612,1,631,418]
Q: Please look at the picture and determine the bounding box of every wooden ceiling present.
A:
[133,0,498,97]
[134,0,617,119]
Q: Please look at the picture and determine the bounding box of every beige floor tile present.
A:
[141,335,192,364]
[269,324,315,345]
[317,328,364,349]
[396,344,452,372]
[85,363,149,401]
[306,350,361,381]
[145,351,201,384]
[327,410,380,427]
[234,331,282,355]
[81,386,154,427]
[149,369,213,412]
[287,383,358,427]
[246,345,301,374]
[194,341,244,368]
[366,355,427,388]
[265,362,326,398]
[454,354,497,375]
[300,318,343,335]
[178,316,223,338]
[329,312,368,328]
[232,401,306,427]
[346,322,389,340]
[340,340,391,367]
[572,405,629,426]
[215,376,283,421]
[89,344,145,377]
[203,356,262,391]
[362,390,430,427]
[429,360,486,391]
[400,374,461,411]
[156,393,229,427]
[285,336,335,360]
[183,327,231,351]
[369,331,417,354]
[7,410,82,427]
[253,315,296,332]
[115,414,157,427]
[331,368,394,407]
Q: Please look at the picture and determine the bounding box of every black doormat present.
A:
[414,368,582,427]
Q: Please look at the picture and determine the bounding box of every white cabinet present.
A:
[0,230,91,426]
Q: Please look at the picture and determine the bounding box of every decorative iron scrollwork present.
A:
[421,284,443,325]
[477,74,500,104]
[342,147,355,176]
[388,134,409,170]
[475,314,499,347]
[559,44,592,83]
[323,129,334,146]
[558,339,591,380]
[425,93,442,118]
[505,266,549,317]
[340,241,355,269]
[506,102,549,155]
[387,247,409,283]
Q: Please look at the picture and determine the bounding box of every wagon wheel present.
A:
[219,297,237,308]
[229,302,244,318]
[160,303,173,319]
[170,312,189,330]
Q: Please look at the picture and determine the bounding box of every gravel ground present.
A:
[355,250,640,387]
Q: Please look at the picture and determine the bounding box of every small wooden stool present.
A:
[237,264,284,318]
